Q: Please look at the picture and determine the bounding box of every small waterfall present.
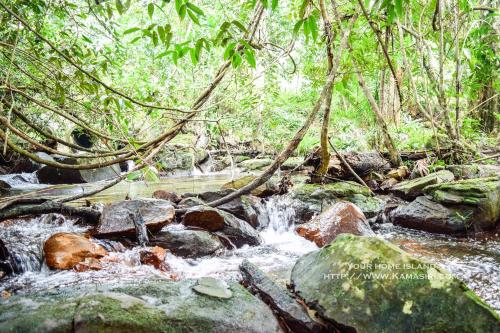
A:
[0,214,88,274]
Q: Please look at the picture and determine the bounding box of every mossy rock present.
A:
[238,158,273,170]
[446,164,500,180]
[281,157,304,170]
[221,175,279,197]
[291,234,499,333]
[291,182,383,218]
[0,280,282,333]
[391,170,455,199]
[424,176,500,231]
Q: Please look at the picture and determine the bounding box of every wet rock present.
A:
[216,210,262,248]
[183,206,261,248]
[296,202,374,247]
[139,246,169,271]
[281,156,305,170]
[0,238,15,277]
[10,154,43,173]
[447,164,500,179]
[183,206,225,231]
[192,188,265,226]
[73,257,103,272]
[0,280,283,333]
[193,277,232,299]
[291,234,500,333]
[177,196,205,208]
[391,170,454,199]
[222,175,280,197]
[44,232,108,270]
[96,199,175,237]
[390,196,467,234]
[152,190,182,203]
[239,157,273,170]
[291,182,385,219]
[151,227,223,258]
[240,260,327,333]
[424,176,500,232]
[36,155,121,184]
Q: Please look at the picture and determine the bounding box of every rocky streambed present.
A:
[0,169,499,332]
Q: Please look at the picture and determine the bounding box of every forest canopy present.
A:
[0,0,498,182]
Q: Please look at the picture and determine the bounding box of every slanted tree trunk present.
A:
[351,57,402,166]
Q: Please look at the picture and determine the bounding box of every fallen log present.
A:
[0,201,100,223]
[239,260,328,333]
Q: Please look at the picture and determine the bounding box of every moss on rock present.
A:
[291,234,499,333]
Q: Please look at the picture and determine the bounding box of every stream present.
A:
[0,172,499,312]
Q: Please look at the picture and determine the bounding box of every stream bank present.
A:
[0,156,499,332]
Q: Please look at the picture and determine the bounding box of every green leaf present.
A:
[188,9,200,25]
[232,20,247,33]
[130,36,141,44]
[116,0,124,14]
[293,20,303,35]
[175,0,183,13]
[244,48,256,68]
[308,16,318,41]
[223,42,237,60]
[179,4,187,20]
[231,52,242,68]
[186,2,204,15]
[158,26,165,42]
[271,0,278,10]
[189,47,198,64]
[124,27,140,35]
[148,3,154,18]
[395,0,403,18]
[151,31,158,46]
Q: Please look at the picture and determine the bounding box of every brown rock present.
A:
[386,166,409,180]
[139,246,169,271]
[44,233,108,270]
[73,257,103,272]
[96,199,175,237]
[380,177,399,191]
[152,190,182,203]
[295,202,374,247]
[182,206,225,231]
[221,175,279,197]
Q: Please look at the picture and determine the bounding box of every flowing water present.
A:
[0,174,499,312]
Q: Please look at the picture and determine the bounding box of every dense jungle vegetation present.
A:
[0,0,498,182]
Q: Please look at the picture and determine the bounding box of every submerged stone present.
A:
[291,234,499,332]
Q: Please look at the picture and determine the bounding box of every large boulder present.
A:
[390,196,468,234]
[151,226,224,258]
[291,234,499,333]
[0,280,283,333]
[36,155,121,184]
[43,232,108,270]
[391,170,454,199]
[96,199,175,237]
[424,176,500,232]
[183,206,261,248]
[291,182,385,219]
[296,202,374,247]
